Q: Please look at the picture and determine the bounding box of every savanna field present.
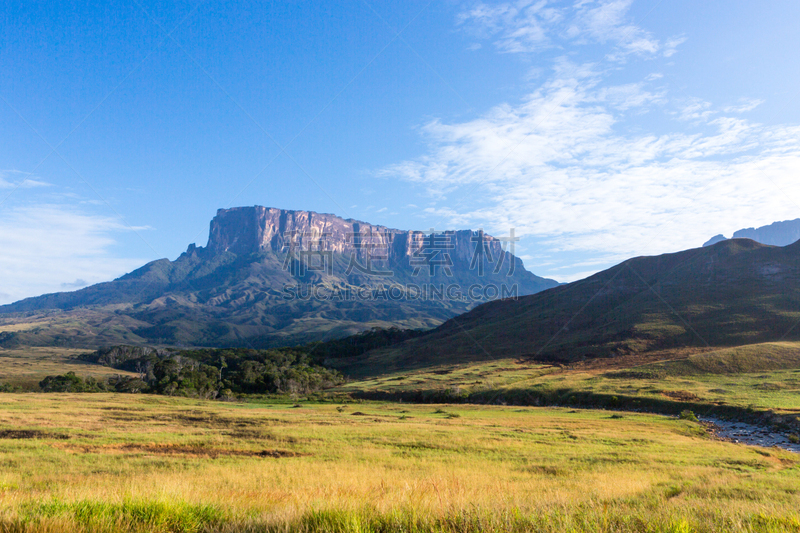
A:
[0,393,798,533]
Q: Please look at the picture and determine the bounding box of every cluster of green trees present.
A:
[132,348,345,398]
[56,346,345,398]
[38,372,145,393]
[36,327,423,398]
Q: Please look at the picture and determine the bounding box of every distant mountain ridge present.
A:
[703,218,800,247]
[0,206,557,348]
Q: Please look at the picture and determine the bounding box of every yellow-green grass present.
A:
[0,394,798,532]
[337,342,800,418]
[0,313,106,334]
[337,358,557,393]
[0,323,41,333]
[0,347,138,390]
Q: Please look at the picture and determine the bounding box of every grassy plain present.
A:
[0,394,799,532]
[1,341,799,531]
[339,342,800,419]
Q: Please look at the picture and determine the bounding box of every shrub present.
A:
[39,372,107,393]
[679,410,699,423]
[788,433,799,444]
[219,388,234,401]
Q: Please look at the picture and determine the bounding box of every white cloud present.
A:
[457,0,561,53]
[676,97,715,122]
[663,35,687,57]
[569,0,659,57]
[724,98,765,114]
[0,170,50,189]
[379,64,800,267]
[594,82,665,110]
[0,205,146,305]
[458,0,671,60]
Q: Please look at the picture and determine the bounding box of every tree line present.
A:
[36,327,424,398]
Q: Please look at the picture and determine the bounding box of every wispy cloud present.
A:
[723,98,765,114]
[0,205,146,304]
[663,35,686,57]
[457,0,562,53]
[567,0,659,57]
[0,170,50,189]
[676,97,714,122]
[594,82,665,110]
[379,61,800,268]
[374,0,800,283]
[458,0,682,60]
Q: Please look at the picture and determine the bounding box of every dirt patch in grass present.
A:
[224,429,269,439]
[101,412,268,429]
[0,429,70,440]
[661,390,701,401]
[523,465,565,476]
[102,413,151,422]
[174,413,264,428]
[224,429,300,444]
[55,442,306,458]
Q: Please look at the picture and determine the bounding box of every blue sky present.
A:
[3,0,800,304]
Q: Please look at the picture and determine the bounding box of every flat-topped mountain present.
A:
[0,206,557,348]
[350,238,800,373]
[206,206,523,272]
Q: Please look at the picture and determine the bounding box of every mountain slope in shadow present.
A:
[345,238,800,374]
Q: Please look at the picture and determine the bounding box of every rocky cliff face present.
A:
[205,206,519,272]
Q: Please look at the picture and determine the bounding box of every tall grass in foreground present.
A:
[2,500,800,533]
[280,505,800,533]
[0,394,798,532]
[4,500,224,533]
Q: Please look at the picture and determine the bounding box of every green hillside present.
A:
[343,239,800,373]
